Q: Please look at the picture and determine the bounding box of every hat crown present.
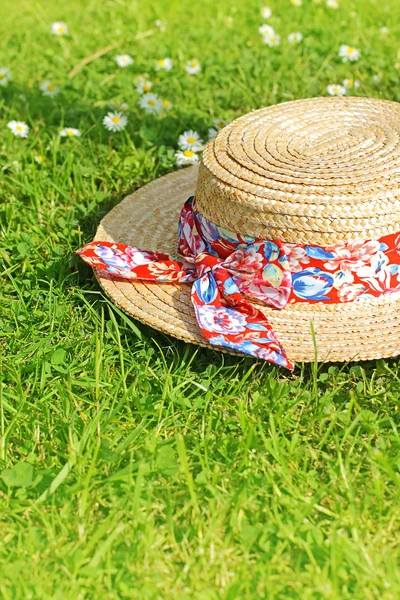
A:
[195,96,400,244]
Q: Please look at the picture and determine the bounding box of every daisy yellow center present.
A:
[162,100,171,107]
[347,47,355,54]
[158,60,165,66]
[187,137,196,143]
[183,150,195,157]
[347,79,354,86]
[217,121,224,128]
[67,130,74,135]
[16,125,23,131]
[148,100,156,106]
[0,73,4,79]
[112,116,121,123]
[37,156,43,162]
[190,61,198,67]
[143,84,151,91]
[57,26,65,33]
[47,84,54,91]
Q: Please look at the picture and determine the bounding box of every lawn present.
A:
[1,0,400,597]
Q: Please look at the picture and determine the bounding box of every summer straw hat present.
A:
[78,96,400,366]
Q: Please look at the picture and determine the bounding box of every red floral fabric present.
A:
[77,196,400,369]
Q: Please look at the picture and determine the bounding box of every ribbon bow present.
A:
[77,197,294,369]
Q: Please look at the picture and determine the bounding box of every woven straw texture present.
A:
[94,97,400,364]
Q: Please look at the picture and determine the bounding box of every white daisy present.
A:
[115,54,134,68]
[343,78,360,89]
[103,111,128,132]
[51,22,69,35]
[40,80,60,98]
[161,99,173,110]
[380,27,389,35]
[7,121,29,138]
[261,6,272,19]
[185,59,201,75]
[327,84,346,96]
[225,16,234,26]
[259,24,275,37]
[175,149,200,167]
[338,45,360,62]
[34,155,44,164]
[155,57,173,71]
[108,100,129,111]
[178,130,204,151]
[60,127,81,137]
[288,32,303,44]
[213,118,228,129]
[139,93,162,114]
[373,73,383,82]
[263,33,281,47]
[291,0,302,6]
[136,79,153,94]
[327,0,339,8]
[208,118,228,139]
[0,67,11,86]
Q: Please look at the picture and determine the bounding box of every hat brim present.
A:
[94,165,400,363]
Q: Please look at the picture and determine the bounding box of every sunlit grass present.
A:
[1,0,400,597]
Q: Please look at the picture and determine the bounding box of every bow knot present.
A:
[194,252,223,277]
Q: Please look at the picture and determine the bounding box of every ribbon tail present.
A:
[76,241,195,282]
[191,272,294,370]
[227,297,294,370]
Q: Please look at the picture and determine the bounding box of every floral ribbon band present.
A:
[76,197,400,369]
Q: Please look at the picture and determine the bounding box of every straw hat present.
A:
[90,96,400,363]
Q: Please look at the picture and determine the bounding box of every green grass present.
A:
[1,0,400,597]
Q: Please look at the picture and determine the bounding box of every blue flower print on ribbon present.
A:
[217,225,241,244]
[292,268,334,301]
[196,207,240,245]
[305,246,335,260]
[94,245,131,270]
[195,212,221,252]
[208,336,258,353]
[209,336,289,367]
[246,323,269,331]
[389,264,400,275]
[193,272,218,304]
[242,234,256,245]
[263,241,280,262]
[223,276,240,296]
